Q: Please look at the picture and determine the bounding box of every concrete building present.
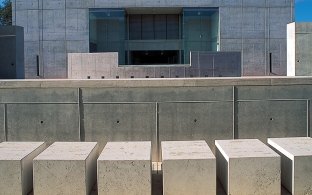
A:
[287,22,312,76]
[12,0,294,79]
[0,26,24,79]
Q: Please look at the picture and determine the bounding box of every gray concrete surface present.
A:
[97,142,151,195]
[0,26,24,79]
[268,137,312,195]
[0,77,311,163]
[287,22,312,76]
[33,142,98,195]
[162,141,216,195]
[67,52,241,79]
[215,139,281,195]
[12,0,293,78]
[0,142,46,195]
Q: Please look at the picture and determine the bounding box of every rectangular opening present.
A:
[129,50,179,65]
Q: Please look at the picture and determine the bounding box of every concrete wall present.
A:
[0,26,24,79]
[67,51,241,79]
[0,77,311,162]
[287,22,312,76]
[12,0,294,78]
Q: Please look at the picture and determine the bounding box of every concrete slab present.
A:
[0,142,46,195]
[268,137,312,194]
[215,139,280,195]
[33,142,98,195]
[162,141,216,195]
[97,142,151,195]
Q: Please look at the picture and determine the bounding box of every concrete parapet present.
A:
[97,141,152,195]
[268,137,312,195]
[33,142,98,195]
[0,142,46,195]
[215,139,281,195]
[161,140,216,195]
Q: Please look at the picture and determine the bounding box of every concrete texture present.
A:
[0,26,24,79]
[12,0,293,78]
[33,142,98,195]
[97,142,151,195]
[0,142,46,195]
[215,139,281,195]
[162,141,216,195]
[268,137,312,194]
[67,51,241,79]
[0,77,311,162]
[287,22,312,76]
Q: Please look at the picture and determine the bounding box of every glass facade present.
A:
[89,8,219,65]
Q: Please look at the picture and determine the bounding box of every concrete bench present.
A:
[0,142,46,195]
[268,137,312,195]
[162,140,216,195]
[97,141,151,195]
[215,139,280,195]
[33,142,98,195]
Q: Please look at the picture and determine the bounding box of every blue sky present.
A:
[1,0,312,21]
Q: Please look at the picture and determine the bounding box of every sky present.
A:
[0,0,312,21]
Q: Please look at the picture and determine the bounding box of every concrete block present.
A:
[215,139,280,195]
[162,141,216,195]
[97,142,151,195]
[268,137,312,194]
[0,142,46,195]
[33,142,98,195]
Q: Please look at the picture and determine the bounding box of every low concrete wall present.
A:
[67,51,241,79]
[0,77,311,161]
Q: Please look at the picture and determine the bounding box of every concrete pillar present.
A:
[161,140,216,195]
[97,141,151,195]
[33,142,98,195]
[215,139,280,195]
[0,142,46,195]
[268,137,312,194]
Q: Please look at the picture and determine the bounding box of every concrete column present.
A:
[97,141,151,195]
[161,140,216,195]
[268,137,312,194]
[33,142,98,195]
[0,142,46,195]
[215,139,280,195]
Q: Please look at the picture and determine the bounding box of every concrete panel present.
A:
[236,85,312,100]
[97,142,151,195]
[159,102,233,157]
[237,101,307,142]
[42,41,67,78]
[268,137,312,194]
[66,0,94,8]
[0,88,78,103]
[15,0,39,10]
[82,87,233,102]
[33,142,98,195]
[220,7,242,39]
[296,31,312,76]
[0,142,46,195]
[6,104,79,142]
[162,141,216,195]
[215,139,280,195]
[0,105,4,142]
[84,103,157,160]
[242,8,265,39]
[269,38,287,75]
[287,22,296,76]
[42,0,65,9]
